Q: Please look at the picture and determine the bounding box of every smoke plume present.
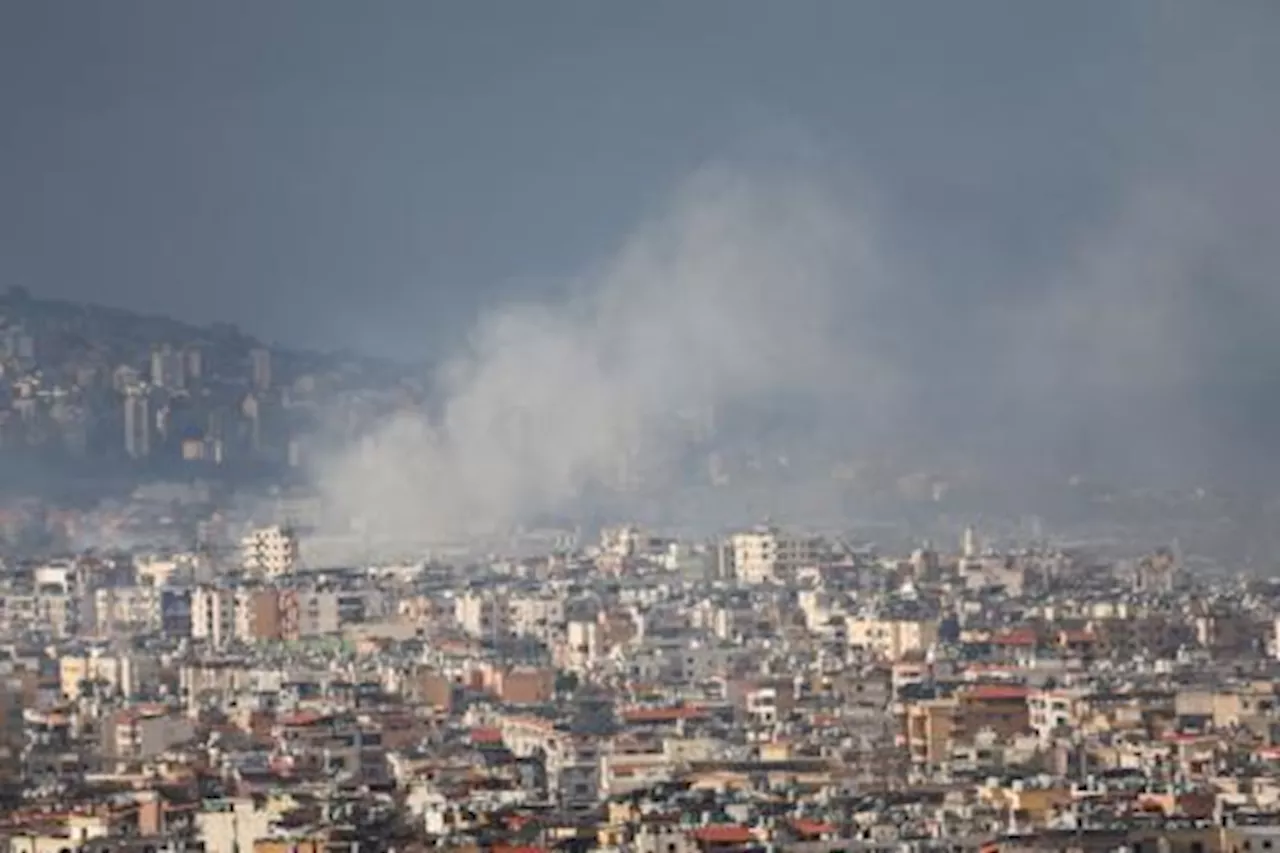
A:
[315,140,1280,552]
[313,164,903,545]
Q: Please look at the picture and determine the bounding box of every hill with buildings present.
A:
[0,287,413,501]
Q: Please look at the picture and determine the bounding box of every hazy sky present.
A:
[2,1,1275,361]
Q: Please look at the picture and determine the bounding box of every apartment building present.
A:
[846,616,940,662]
[0,675,23,796]
[279,588,340,639]
[60,651,157,700]
[904,685,1032,769]
[101,706,195,764]
[727,526,826,585]
[191,586,236,649]
[240,525,300,577]
[507,593,565,644]
[93,585,162,637]
[455,590,508,640]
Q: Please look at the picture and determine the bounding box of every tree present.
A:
[554,671,580,696]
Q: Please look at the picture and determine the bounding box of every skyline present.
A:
[3,5,1280,842]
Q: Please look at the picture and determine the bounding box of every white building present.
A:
[559,620,602,673]
[455,590,508,640]
[135,553,205,587]
[191,586,236,649]
[196,798,275,853]
[598,525,667,559]
[150,345,186,390]
[507,594,565,644]
[1028,688,1084,744]
[240,525,300,577]
[727,526,827,585]
[123,390,150,459]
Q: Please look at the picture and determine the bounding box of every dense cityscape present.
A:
[0,292,1277,853]
[3,3,1279,853]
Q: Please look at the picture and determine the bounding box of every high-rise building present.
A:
[149,345,185,390]
[241,393,262,455]
[250,347,272,391]
[0,674,24,798]
[191,586,235,649]
[123,391,150,459]
[185,346,203,382]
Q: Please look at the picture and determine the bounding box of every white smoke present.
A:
[313,164,901,546]
[313,144,1280,555]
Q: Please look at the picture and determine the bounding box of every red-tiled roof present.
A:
[689,825,755,844]
[990,628,1038,646]
[790,818,836,837]
[278,710,328,727]
[470,726,503,744]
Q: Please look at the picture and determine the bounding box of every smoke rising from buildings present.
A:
[315,135,1280,550]
[314,165,903,545]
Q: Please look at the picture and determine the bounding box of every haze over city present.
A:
[6,4,1280,849]
[1,1,1279,541]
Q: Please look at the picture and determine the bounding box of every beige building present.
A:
[60,651,155,700]
[240,525,300,577]
[846,616,939,661]
[1028,688,1087,744]
[197,798,278,853]
[134,553,196,586]
[1176,684,1277,730]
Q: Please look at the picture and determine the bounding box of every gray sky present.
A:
[3,1,1274,361]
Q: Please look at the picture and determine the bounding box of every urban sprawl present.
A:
[0,290,1279,853]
